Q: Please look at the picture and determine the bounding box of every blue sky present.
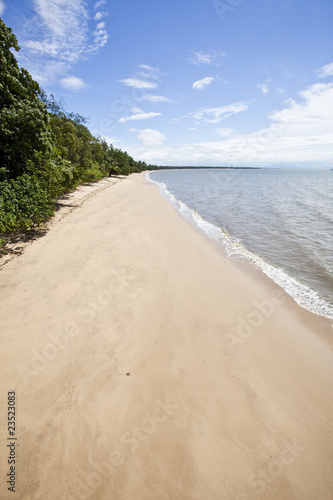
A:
[1,0,333,167]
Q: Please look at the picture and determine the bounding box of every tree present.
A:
[0,18,158,241]
[0,18,52,179]
[40,90,88,125]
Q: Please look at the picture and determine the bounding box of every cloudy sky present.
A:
[2,0,333,167]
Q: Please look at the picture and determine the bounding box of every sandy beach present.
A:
[0,172,332,500]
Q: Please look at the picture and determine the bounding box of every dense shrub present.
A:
[0,174,55,233]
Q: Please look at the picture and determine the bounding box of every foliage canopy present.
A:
[0,18,52,180]
[0,17,157,240]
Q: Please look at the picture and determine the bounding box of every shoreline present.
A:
[148,171,332,342]
[147,170,333,321]
[0,172,332,499]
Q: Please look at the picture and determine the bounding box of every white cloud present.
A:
[97,21,105,29]
[190,50,226,65]
[271,83,333,134]
[131,107,144,114]
[127,83,333,167]
[119,66,165,96]
[16,0,108,84]
[119,109,162,123]
[258,78,272,95]
[232,83,333,164]
[316,62,333,78]
[140,95,176,103]
[137,65,164,83]
[139,64,156,71]
[94,0,106,9]
[94,11,104,20]
[216,128,234,137]
[24,40,59,56]
[98,135,120,145]
[60,76,87,90]
[0,0,6,15]
[192,76,215,91]
[191,102,251,123]
[138,71,156,80]
[131,128,166,146]
[93,27,108,47]
[119,78,158,90]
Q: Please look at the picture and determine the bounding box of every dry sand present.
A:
[0,176,123,269]
[0,172,332,500]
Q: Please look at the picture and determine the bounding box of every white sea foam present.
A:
[147,172,333,320]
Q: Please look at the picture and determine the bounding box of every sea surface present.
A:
[148,168,333,319]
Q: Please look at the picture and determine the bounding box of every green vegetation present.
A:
[0,17,156,245]
[0,175,54,233]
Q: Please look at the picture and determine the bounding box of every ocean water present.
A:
[148,168,333,320]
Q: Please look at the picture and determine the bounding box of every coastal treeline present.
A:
[0,18,155,241]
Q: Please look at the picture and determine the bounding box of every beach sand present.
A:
[0,172,332,500]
